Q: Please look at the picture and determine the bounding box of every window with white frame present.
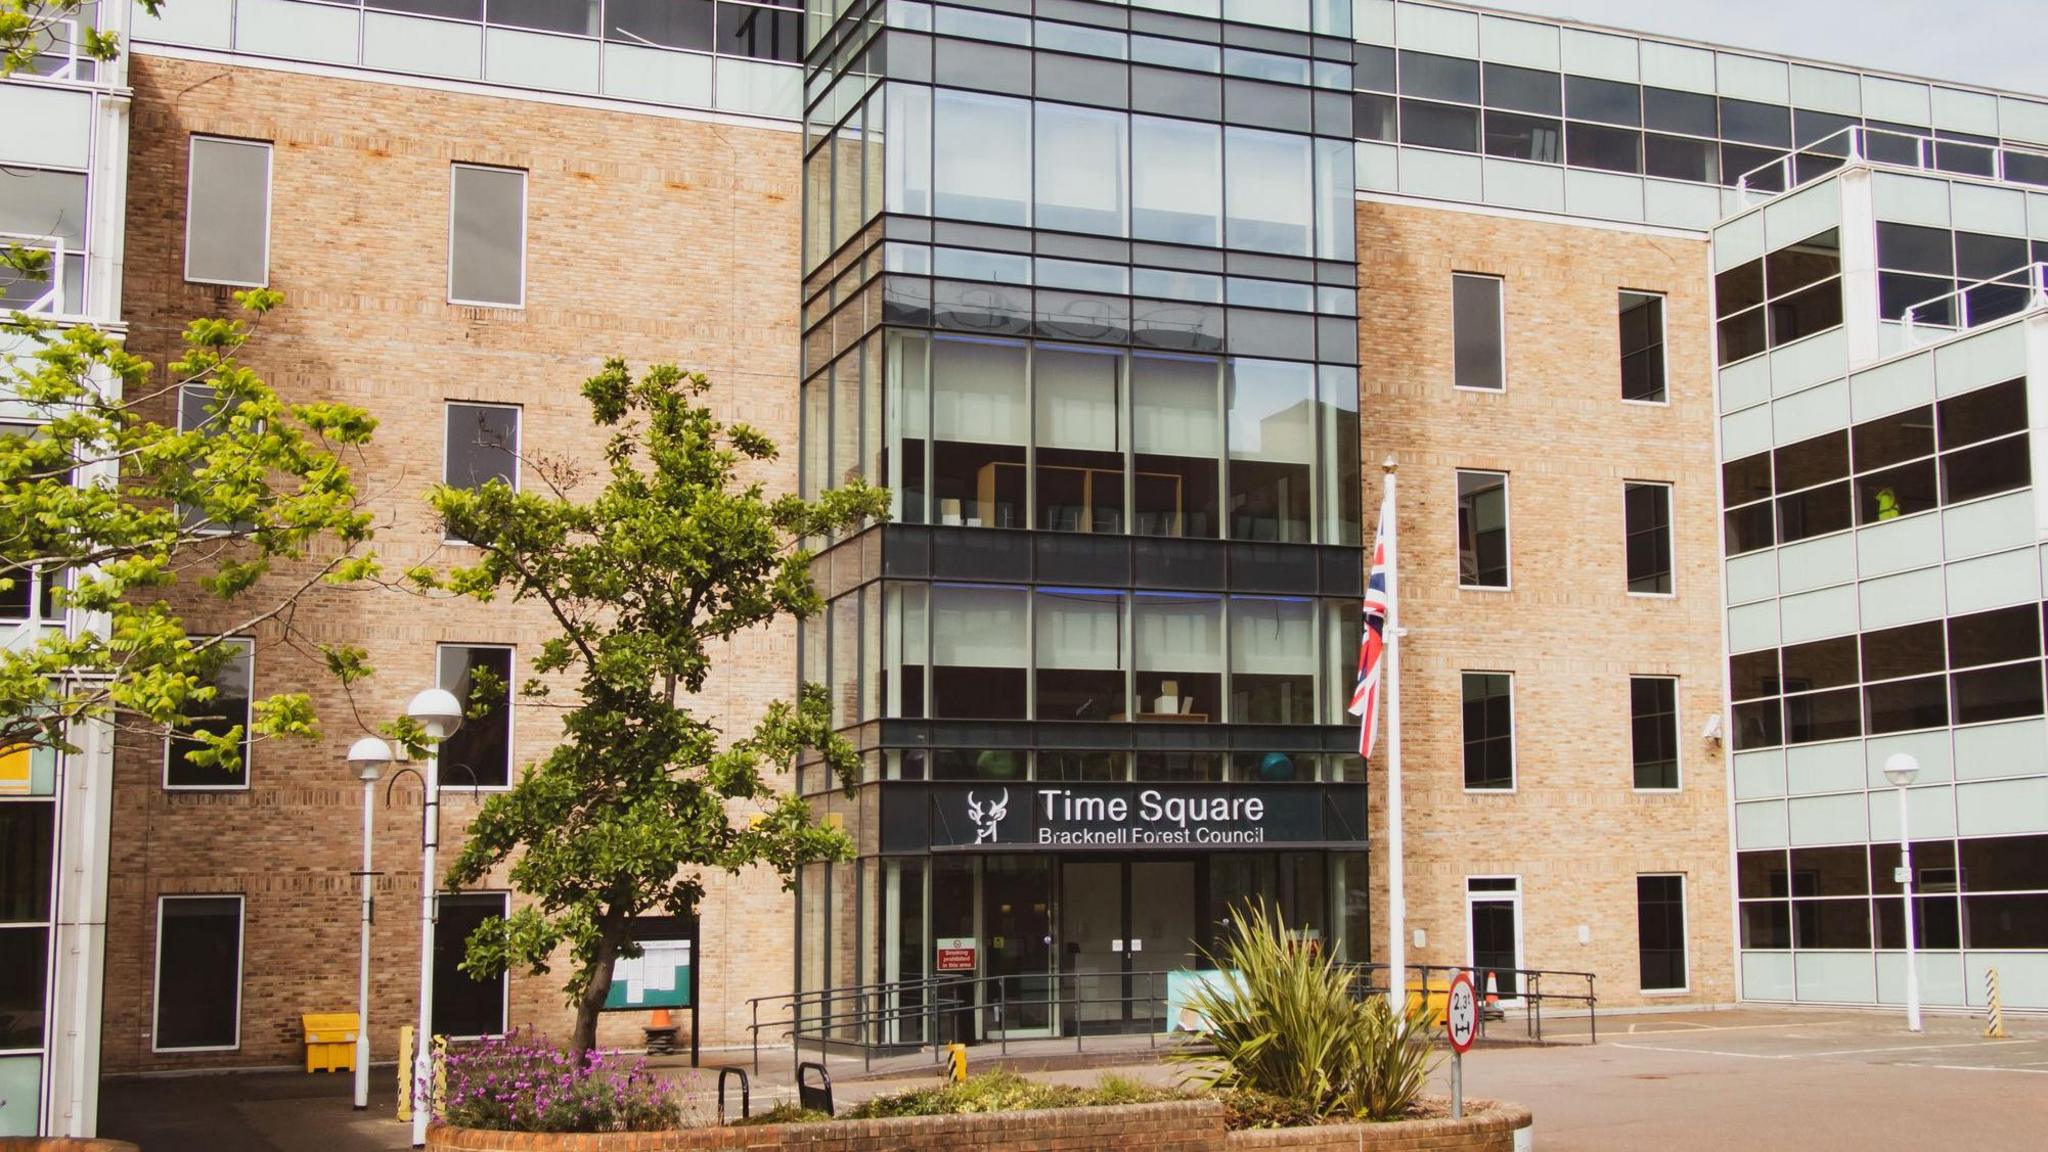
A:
[448,164,527,307]
[1636,874,1687,992]
[1630,676,1679,790]
[165,638,254,789]
[433,892,508,1038]
[0,422,67,622]
[185,137,272,287]
[1624,481,1673,595]
[1456,470,1508,588]
[1451,273,1504,391]
[153,895,243,1051]
[177,384,257,535]
[1461,671,1513,790]
[444,402,520,494]
[437,644,513,789]
[1619,290,1666,402]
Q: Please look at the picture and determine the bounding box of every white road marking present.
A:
[1803,1039,2035,1057]
[1907,1063,2048,1075]
[1623,1021,1854,1036]
[1609,1043,1788,1060]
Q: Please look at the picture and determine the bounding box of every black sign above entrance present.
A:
[879,782,1367,853]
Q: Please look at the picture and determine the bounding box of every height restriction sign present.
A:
[1446,971,1479,1054]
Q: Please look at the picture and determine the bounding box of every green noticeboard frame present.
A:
[601,917,701,1066]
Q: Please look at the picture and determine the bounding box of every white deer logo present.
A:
[966,788,1009,844]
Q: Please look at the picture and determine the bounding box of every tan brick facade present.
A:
[1355,200,1734,1009]
[107,54,806,1073]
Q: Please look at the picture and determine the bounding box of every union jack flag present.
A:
[1348,493,1395,759]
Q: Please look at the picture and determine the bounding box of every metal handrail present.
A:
[1737,124,2048,203]
[746,958,1600,1078]
[1900,261,2048,347]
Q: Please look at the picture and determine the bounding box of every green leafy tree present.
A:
[425,360,885,1057]
[0,1,144,79]
[0,294,381,766]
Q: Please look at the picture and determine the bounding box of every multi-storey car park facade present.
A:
[2,0,2047,1139]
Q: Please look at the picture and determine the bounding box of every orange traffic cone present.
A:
[1483,972,1500,1007]
[645,1008,679,1055]
[649,1008,673,1029]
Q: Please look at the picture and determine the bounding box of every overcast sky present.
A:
[1473,0,2048,97]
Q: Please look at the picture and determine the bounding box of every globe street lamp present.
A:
[346,736,392,1112]
[407,688,463,1148]
[1882,752,1923,1033]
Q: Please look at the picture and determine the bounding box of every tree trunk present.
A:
[571,917,626,1059]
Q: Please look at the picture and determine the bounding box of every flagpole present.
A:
[1382,458,1406,1011]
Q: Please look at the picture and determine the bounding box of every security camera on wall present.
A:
[1701,713,1723,744]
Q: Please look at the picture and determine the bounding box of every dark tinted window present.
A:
[1729,649,1779,701]
[1941,436,2030,504]
[1452,275,1504,391]
[1624,482,1673,594]
[1723,451,1772,504]
[1949,605,2040,669]
[1774,430,1849,492]
[1856,459,1937,523]
[1781,635,1857,692]
[1765,229,1840,298]
[1952,663,2044,724]
[1354,44,1395,91]
[1457,469,1509,586]
[1861,621,1944,683]
[153,897,242,1049]
[1462,672,1514,789]
[1400,50,1479,103]
[1718,309,1766,363]
[433,894,508,1037]
[1879,271,1956,322]
[167,640,253,787]
[1484,111,1562,163]
[1853,405,1935,472]
[1938,379,2026,449]
[1720,143,1784,189]
[1866,674,1948,733]
[1776,481,1851,544]
[1354,92,1396,141]
[1715,259,1764,316]
[1794,109,1859,148]
[717,1,801,62]
[1567,122,1641,173]
[1636,875,1687,990]
[1642,87,1716,136]
[1630,679,1679,790]
[438,645,513,788]
[1955,231,2028,280]
[1877,222,1955,274]
[1768,280,1843,346]
[445,402,520,491]
[1719,98,1791,147]
[1400,100,1479,151]
[1724,500,1774,555]
[1565,75,1640,126]
[1645,133,1718,183]
[1732,697,1783,749]
[1619,291,1665,402]
[1482,62,1559,114]
[1785,686,1859,743]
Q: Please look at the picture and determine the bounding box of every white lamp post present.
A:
[1882,752,1923,1033]
[347,736,392,1112]
[407,688,463,1148]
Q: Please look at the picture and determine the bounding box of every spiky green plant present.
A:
[1167,903,1441,1122]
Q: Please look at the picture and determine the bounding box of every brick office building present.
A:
[6,0,2048,1139]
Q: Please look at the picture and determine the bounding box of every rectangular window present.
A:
[1035,346,1126,533]
[448,164,527,307]
[1619,291,1666,402]
[1630,676,1679,790]
[1456,470,1509,589]
[432,892,507,1038]
[1225,358,1314,543]
[1132,116,1221,247]
[443,401,521,494]
[1636,875,1687,992]
[1466,875,1522,998]
[1452,274,1504,391]
[1461,671,1514,790]
[185,137,271,287]
[165,638,253,789]
[1624,481,1673,595]
[933,89,1031,227]
[437,645,513,789]
[153,895,243,1051]
[1132,354,1222,539]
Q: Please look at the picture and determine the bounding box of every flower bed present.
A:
[435,1033,683,1133]
[425,1096,1534,1152]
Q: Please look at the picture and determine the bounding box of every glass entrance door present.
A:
[983,856,1055,1036]
[1061,861,1125,1033]
[1466,876,1523,1002]
[1129,860,1198,1030]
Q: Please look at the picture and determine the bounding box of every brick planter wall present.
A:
[425,1099,1533,1152]
[1225,1102,1533,1151]
[0,1141,142,1151]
